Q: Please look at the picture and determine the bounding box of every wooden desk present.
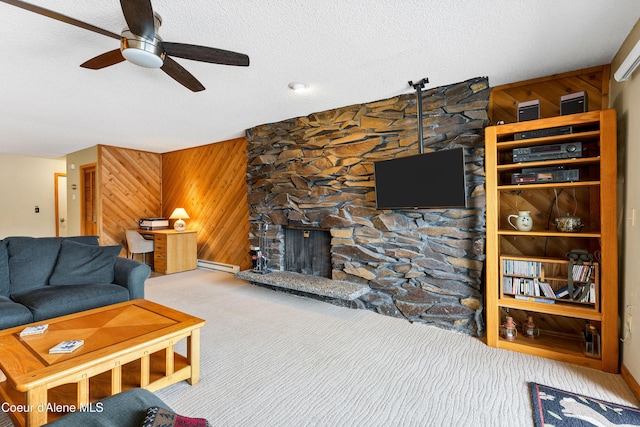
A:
[141,229,197,274]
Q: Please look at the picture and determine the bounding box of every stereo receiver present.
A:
[512,167,579,184]
[514,125,573,140]
[513,142,582,163]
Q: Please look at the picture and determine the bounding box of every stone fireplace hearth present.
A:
[243,77,490,336]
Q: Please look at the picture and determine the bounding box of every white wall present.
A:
[610,18,640,383]
[0,154,66,238]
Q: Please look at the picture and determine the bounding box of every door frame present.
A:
[54,172,67,237]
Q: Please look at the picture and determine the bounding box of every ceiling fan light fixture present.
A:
[121,35,165,68]
[2,1,249,91]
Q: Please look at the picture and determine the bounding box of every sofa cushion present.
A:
[0,295,34,330]
[49,240,122,286]
[6,236,99,294]
[11,284,130,322]
[0,240,9,297]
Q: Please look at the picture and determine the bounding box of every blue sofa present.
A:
[0,236,151,330]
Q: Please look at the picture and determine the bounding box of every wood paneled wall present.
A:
[95,140,249,268]
[162,138,251,270]
[98,145,162,251]
[490,65,610,124]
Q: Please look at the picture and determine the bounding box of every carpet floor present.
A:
[0,269,638,426]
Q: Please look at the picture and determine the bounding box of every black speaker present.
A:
[518,100,540,122]
[560,91,587,115]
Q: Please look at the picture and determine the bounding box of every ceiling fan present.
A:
[0,0,250,92]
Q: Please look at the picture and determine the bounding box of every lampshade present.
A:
[169,208,190,231]
[169,208,190,220]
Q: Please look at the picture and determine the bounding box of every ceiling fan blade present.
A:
[161,57,205,92]
[80,49,125,70]
[119,0,155,40]
[0,0,120,40]
[162,42,250,67]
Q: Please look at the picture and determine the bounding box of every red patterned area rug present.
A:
[530,382,640,426]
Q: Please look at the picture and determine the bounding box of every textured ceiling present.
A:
[1,0,639,159]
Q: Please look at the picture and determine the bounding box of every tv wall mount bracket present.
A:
[408,78,429,154]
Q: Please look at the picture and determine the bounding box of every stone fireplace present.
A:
[245,77,490,336]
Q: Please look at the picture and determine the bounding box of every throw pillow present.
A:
[141,406,211,427]
[6,237,68,291]
[5,236,99,292]
[49,240,122,286]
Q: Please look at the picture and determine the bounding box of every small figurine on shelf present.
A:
[522,315,540,339]
[501,316,518,341]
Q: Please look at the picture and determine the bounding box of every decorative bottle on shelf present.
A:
[522,315,540,339]
[501,316,518,341]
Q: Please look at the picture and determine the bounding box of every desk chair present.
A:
[125,230,154,265]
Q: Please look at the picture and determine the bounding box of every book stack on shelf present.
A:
[502,259,552,303]
[504,278,556,303]
[501,257,597,305]
[502,258,541,277]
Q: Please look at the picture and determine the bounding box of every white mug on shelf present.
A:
[508,210,533,232]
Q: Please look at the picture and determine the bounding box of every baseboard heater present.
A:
[197,259,240,274]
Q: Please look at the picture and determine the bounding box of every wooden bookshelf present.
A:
[485,109,619,372]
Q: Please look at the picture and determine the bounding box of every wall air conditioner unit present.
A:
[614,38,640,82]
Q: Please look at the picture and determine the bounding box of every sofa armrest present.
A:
[113,257,151,299]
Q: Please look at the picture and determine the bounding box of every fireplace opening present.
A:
[284,228,331,278]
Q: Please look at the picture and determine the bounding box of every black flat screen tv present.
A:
[374,148,467,209]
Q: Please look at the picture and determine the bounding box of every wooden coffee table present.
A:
[0,299,205,427]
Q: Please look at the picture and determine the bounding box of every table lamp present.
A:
[169,208,190,231]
